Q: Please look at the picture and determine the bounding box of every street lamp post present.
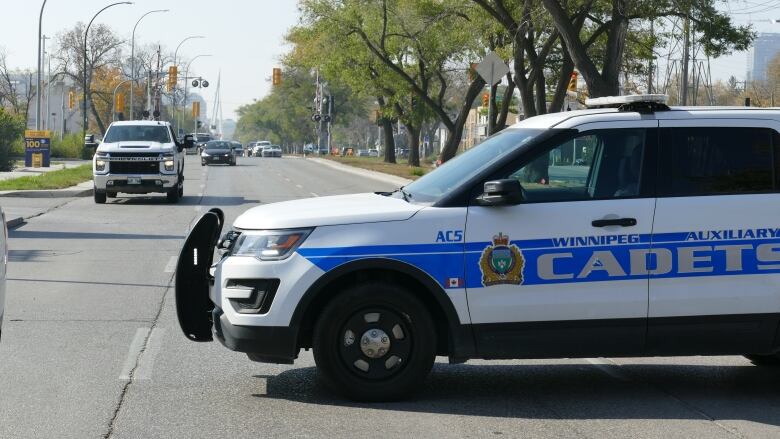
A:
[83,1,133,135]
[183,54,211,131]
[173,35,205,110]
[129,9,169,121]
[36,0,48,130]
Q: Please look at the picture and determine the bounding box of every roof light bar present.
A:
[585,94,669,108]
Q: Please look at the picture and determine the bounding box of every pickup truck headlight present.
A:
[95,152,108,172]
[164,160,175,171]
[232,229,312,261]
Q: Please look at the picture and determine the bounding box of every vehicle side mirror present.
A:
[84,134,99,149]
[183,134,195,149]
[476,179,523,206]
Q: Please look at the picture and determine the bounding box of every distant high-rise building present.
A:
[749,33,780,82]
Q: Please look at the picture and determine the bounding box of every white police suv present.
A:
[176,95,780,401]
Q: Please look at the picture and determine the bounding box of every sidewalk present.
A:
[306,157,412,187]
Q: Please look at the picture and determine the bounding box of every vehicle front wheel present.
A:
[166,186,180,203]
[312,283,436,401]
[745,353,780,366]
[94,189,107,204]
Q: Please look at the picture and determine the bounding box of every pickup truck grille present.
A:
[110,161,160,174]
[110,152,160,158]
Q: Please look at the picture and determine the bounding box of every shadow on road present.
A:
[255,362,780,425]
[9,230,183,240]
[108,196,258,207]
[7,277,169,289]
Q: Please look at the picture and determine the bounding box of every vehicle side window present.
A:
[658,127,775,196]
[506,129,647,203]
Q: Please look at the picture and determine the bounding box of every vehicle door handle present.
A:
[591,217,637,228]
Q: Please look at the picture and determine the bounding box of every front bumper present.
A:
[201,155,234,164]
[212,307,298,363]
[94,173,178,193]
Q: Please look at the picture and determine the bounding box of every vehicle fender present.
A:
[290,258,476,358]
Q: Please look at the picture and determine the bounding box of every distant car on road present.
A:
[253,141,272,156]
[230,141,243,157]
[201,140,237,166]
[368,148,380,157]
[0,206,6,342]
[261,145,282,157]
[356,149,370,157]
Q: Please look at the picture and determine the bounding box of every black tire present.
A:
[166,186,180,203]
[178,174,184,197]
[312,283,436,401]
[745,353,780,366]
[106,191,117,198]
[94,189,106,204]
[201,162,206,166]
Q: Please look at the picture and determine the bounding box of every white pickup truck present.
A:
[91,121,194,203]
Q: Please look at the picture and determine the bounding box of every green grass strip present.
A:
[0,164,93,191]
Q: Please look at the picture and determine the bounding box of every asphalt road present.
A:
[1,156,779,438]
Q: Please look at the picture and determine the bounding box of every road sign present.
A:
[24,130,51,168]
[475,51,509,86]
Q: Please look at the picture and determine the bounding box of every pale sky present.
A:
[1,0,300,119]
[2,1,779,119]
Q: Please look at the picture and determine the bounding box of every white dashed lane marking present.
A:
[119,328,148,380]
[164,256,177,273]
[134,328,166,381]
[310,192,319,197]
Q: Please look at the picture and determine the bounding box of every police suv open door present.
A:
[464,121,658,358]
[176,208,224,341]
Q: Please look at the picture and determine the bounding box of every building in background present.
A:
[748,33,780,82]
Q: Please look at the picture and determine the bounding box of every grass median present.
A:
[320,155,431,180]
[0,164,93,191]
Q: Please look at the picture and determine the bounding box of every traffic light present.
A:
[167,66,178,92]
[115,93,125,113]
[482,93,489,107]
[68,91,75,110]
[197,120,202,129]
[192,101,200,118]
[272,67,282,86]
[568,71,578,92]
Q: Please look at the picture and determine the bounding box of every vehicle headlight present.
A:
[201,152,210,157]
[232,229,312,260]
[164,160,175,171]
[95,160,106,172]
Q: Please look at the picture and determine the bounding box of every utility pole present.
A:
[648,21,654,94]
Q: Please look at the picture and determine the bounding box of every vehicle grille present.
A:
[110,161,160,174]
[110,152,160,158]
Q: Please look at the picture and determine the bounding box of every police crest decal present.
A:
[479,233,524,286]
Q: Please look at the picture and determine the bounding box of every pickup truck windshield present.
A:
[104,125,171,143]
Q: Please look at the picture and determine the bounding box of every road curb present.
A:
[306,157,412,187]
[0,181,94,198]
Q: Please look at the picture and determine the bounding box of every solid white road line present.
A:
[119,328,149,380]
[134,328,166,381]
[164,256,177,273]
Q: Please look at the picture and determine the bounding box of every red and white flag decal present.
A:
[448,277,462,288]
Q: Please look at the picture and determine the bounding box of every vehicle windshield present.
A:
[104,125,171,143]
[206,141,231,149]
[401,128,543,204]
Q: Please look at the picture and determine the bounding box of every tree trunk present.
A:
[407,123,420,167]
[548,48,575,113]
[381,118,396,164]
[88,92,106,135]
[496,74,516,131]
[440,77,485,162]
[488,82,498,135]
